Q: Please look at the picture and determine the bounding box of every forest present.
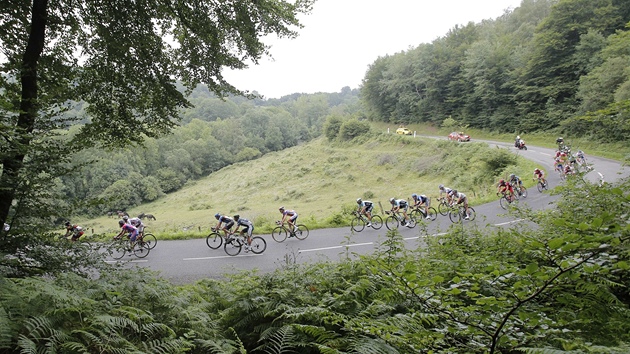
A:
[1,0,630,353]
[361,0,630,141]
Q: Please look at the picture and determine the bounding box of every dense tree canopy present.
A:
[360,0,630,138]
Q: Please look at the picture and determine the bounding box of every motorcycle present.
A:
[515,139,527,150]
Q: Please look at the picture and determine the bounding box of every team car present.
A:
[448,131,470,142]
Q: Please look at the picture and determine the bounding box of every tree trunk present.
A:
[0,0,47,227]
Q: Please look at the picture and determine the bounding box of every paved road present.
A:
[119,140,629,284]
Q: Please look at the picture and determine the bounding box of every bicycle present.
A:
[206,227,229,249]
[138,231,157,249]
[447,204,476,223]
[223,232,267,256]
[384,210,416,230]
[510,182,527,199]
[272,221,309,242]
[437,197,450,216]
[108,235,151,260]
[534,178,549,192]
[350,211,383,232]
[409,205,437,221]
[498,191,517,210]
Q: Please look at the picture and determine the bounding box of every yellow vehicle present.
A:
[396,127,412,135]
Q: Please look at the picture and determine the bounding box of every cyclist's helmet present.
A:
[534,168,540,172]
[233,214,240,221]
[122,215,129,221]
[356,198,362,204]
[509,173,515,179]
[516,135,520,140]
[65,221,71,227]
[452,190,458,195]
[118,219,125,226]
[279,206,285,212]
[499,179,505,184]
[411,193,418,199]
[438,184,444,190]
[214,213,220,220]
[389,198,395,204]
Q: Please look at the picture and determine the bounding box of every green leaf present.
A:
[526,263,539,274]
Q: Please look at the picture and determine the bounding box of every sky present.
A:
[223,0,524,99]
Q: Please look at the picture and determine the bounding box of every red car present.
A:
[448,132,471,142]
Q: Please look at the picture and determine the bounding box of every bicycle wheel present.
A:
[438,202,449,216]
[409,209,421,221]
[109,239,127,260]
[206,232,223,249]
[385,215,399,230]
[224,237,242,256]
[466,207,476,221]
[351,217,365,232]
[370,215,383,230]
[133,241,151,258]
[141,233,157,249]
[499,196,510,210]
[427,207,438,221]
[249,236,267,254]
[448,208,461,223]
[537,181,544,193]
[519,187,528,199]
[294,225,309,240]
[272,226,287,242]
[405,215,417,228]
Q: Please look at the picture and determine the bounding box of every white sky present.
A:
[224,0,523,99]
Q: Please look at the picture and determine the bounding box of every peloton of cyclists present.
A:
[356,198,375,227]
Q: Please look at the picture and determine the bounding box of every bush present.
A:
[338,119,370,140]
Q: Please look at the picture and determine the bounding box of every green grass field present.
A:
[78,131,541,240]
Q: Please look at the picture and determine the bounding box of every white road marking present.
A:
[538,152,552,157]
[493,219,524,226]
[183,254,258,260]
[299,242,374,253]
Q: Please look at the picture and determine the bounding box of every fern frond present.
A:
[257,325,296,354]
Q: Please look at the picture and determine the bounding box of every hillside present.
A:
[80,132,539,238]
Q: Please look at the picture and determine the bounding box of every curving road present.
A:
[121,140,629,284]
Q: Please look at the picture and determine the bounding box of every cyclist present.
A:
[356,198,375,227]
[116,219,139,243]
[451,190,470,220]
[411,193,431,219]
[64,221,84,241]
[233,215,254,252]
[279,206,299,233]
[533,168,547,186]
[389,197,410,226]
[214,213,234,238]
[129,217,145,239]
[122,215,131,225]
[509,173,523,192]
[497,179,515,202]
[439,184,454,204]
